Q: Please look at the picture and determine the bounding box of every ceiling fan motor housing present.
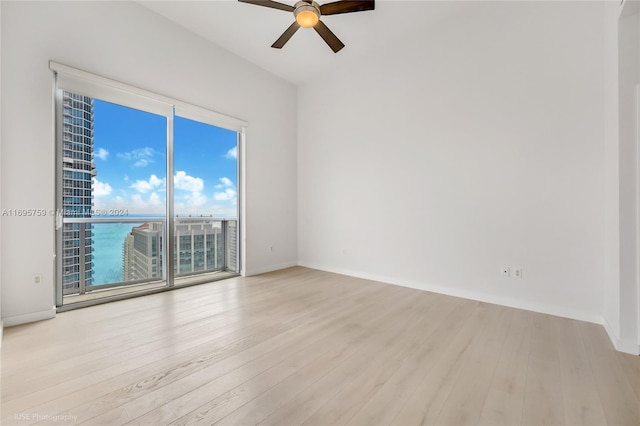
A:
[294,1,321,27]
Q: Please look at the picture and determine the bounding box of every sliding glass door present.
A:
[53,65,243,308]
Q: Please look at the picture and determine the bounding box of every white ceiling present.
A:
[138,0,472,86]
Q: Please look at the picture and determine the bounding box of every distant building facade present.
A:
[61,91,95,294]
[123,219,232,281]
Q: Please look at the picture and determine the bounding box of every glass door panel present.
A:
[172,116,239,286]
[58,92,168,305]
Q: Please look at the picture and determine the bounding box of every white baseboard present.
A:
[244,261,298,277]
[602,316,620,352]
[2,307,56,327]
[298,261,604,325]
[603,316,640,355]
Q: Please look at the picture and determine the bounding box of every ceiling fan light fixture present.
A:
[294,1,320,28]
[239,0,375,52]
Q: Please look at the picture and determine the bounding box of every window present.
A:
[52,62,245,308]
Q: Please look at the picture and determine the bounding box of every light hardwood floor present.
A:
[1,267,638,426]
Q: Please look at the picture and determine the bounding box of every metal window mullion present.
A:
[215,227,218,270]
[166,113,175,287]
[222,220,228,272]
[55,86,64,307]
[237,129,245,275]
[204,231,208,270]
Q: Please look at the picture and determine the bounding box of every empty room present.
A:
[1,0,639,425]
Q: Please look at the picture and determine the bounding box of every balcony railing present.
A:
[60,216,238,296]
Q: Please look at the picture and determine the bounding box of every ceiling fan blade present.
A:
[313,20,345,53]
[319,0,374,16]
[238,0,294,13]
[271,21,301,49]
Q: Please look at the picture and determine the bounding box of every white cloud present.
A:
[148,192,162,205]
[216,177,234,188]
[131,174,165,193]
[131,192,163,206]
[173,172,207,214]
[95,148,109,160]
[213,177,236,202]
[186,191,207,207]
[174,171,204,192]
[93,179,112,197]
[174,191,209,215]
[118,147,157,167]
[214,188,237,201]
[97,193,165,216]
[226,146,237,159]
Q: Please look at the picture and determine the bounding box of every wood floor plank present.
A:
[432,305,513,425]
[3,268,336,358]
[171,286,424,425]
[29,275,384,424]
[1,272,304,377]
[579,321,640,426]
[342,295,471,426]
[93,282,410,425]
[616,350,640,403]
[476,309,533,425]
[520,313,565,426]
[255,293,457,426]
[4,270,369,414]
[1,267,638,426]
[260,295,461,425]
[389,302,500,425]
[556,318,607,425]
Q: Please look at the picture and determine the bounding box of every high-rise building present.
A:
[122,219,231,281]
[226,220,237,272]
[123,222,163,281]
[175,220,224,274]
[61,91,95,294]
[123,230,135,281]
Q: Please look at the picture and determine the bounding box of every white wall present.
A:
[604,0,622,346]
[617,3,639,353]
[298,1,606,323]
[604,0,640,354]
[0,0,3,339]
[0,1,297,325]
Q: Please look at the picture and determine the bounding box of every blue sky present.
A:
[92,100,238,217]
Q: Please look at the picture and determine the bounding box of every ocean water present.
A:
[91,222,143,285]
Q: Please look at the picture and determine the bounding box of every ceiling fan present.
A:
[238,0,375,53]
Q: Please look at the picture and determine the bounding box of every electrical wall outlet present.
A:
[501,267,511,277]
[513,268,523,278]
[33,274,42,284]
